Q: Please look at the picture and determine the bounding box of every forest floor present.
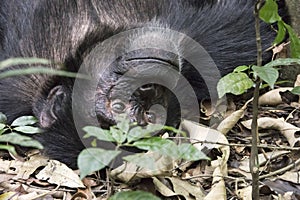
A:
[0,80,300,200]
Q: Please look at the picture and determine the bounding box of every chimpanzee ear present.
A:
[39,85,67,128]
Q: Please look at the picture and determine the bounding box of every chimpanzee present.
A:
[0,0,283,168]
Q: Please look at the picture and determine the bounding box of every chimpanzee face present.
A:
[109,83,168,125]
[90,57,176,128]
[95,80,169,128]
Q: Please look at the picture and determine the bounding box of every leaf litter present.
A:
[0,78,300,199]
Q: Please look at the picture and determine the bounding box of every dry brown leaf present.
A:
[181,120,229,200]
[16,192,41,200]
[181,120,225,151]
[238,151,289,173]
[0,159,24,175]
[217,99,250,135]
[36,160,85,188]
[15,155,48,179]
[181,120,230,164]
[166,177,205,200]
[272,43,286,57]
[235,146,246,154]
[204,164,226,200]
[283,192,295,199]
[200,99,228,120]
[152,177,179,198]
[294,74,300,87]
[0,181,65,199]
[110,161,139,182]
[217,109,245,135]
[0,172,15,185]
[279,171,300,184]
[242,117,300,147]
[0,155,48,181]
[71,188,92,200]
[290,102,300,108]
[0,191,17,200]
[228,168,252,179]
[236,186,252,200]
[111,152,173,183]
[258,87,293,106]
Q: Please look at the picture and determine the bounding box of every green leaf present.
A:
[133,137,179,158]
[0,144,17,155]
[108,191,161,200]
[116,115,130,134]
[147,124,164,133]
[263,58,300,68]
[0,123,5,130]
[0,128,8,135]
[259,0,281,23]
[0,113,7,123]
[291,86,300,95]
[0,132,43,149]
[273,20,287,45]
[123,153,156,170]
[127,124,163,143]
[0,57,51,71]
[252,65,279,88]
[91,139,97,147]
[110,126,126,144]
[233,65,250,73]
[78,148,121,179]
[83,126,115,142]
[127,126,152,143]
[13,126,43,134]
[162,125,186,136]
[217,72,254,98]
[178,143,210,161]
[284,23,300,58]
[11,116,38,126]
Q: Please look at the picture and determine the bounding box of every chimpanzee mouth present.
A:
[125,57,179,71]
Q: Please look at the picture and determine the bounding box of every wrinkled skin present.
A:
[0,0,286,168]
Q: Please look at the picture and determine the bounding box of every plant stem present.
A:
[251,1,263,199]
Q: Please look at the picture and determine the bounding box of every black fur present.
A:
[0,0,279,168]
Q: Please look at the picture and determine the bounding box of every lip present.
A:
[125,57,179,71]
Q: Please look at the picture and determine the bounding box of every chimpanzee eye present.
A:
[146,111,156,123]
[111,102,126,113]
